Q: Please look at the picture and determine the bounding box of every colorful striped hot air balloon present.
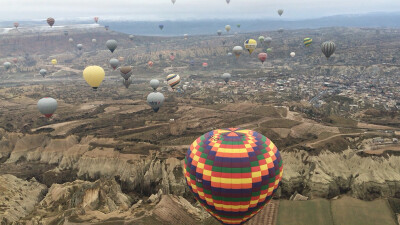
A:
[303,38,313,47]
[184,128,283,225]
[166,74,180,89]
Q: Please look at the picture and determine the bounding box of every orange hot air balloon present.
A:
[148,61,154,67]
[47,17,55,27]
[258,53,268,64]
[94,17,99,23]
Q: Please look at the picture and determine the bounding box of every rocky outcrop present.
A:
[0,174,47,224]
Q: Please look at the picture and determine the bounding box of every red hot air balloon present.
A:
[148,61,154,67]
[47,17,55,27]
[12,58,18,64]
[170,54,175,61]
[202,62,208,68]
[184,128,283,225]
[258,53,268,64]
[13,22,19,29]
[94,17,99,23]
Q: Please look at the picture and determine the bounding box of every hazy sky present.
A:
[1,0,400,21]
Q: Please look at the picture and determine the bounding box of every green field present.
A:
[277,197,397,225]
[277,199,333,225]
[331,197,397,225]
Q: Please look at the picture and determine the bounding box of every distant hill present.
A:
[1,12,400,36]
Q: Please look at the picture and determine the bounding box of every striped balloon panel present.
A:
[167,74,180,89]
[303,38,312,47]
[184,128,283,225]
[321,41,336,58]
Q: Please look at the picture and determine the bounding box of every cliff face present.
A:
[1,131,400,223]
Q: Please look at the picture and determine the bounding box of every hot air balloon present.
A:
[3,62,11,70]
[109,58,119,70]
[77,44,83,50]
[244,39,257,55]
[227,52,233,57]
[225,25,231,32]
[170,54,175,61]
[265,37,272,46]
[150,79,160,91]
[232,46,243,59]
[303,38,313,47]
[184,128,283,225]
[148,61,154,67]
[105,25,109,31]
[278,28,284,33]
[13,22,19,29]
[278,9,284,16]
[118,57,125,62]
[37,98,58,118]
[119,66,132,80]
[217,30,222,36]
[222,40,226,46]
[202,62,208,68]
[171,0,176,4]
[51,59,57,65]
[159,24,164,30]
[222,73,231,83]
[12,58,18,64]
[92,39,97,43]
[94,17,99,23]
[167,74,180,89]
[147,92,164,112]
[226,0,230,4]
[258,36,265,45]
[39,69,47,77]
[129,35,134,41]
[47,17,55,27]
[266,48,273,53]
[69,38,73,43]
[122,78,131,89]
[237,24,241,28]
[290,52,296,57]
[258,53,267,64]
[184,34,188,40]
[106,40,117,53]
[64,30,69,36]
[83,66,105,90]
[321,41,336,58]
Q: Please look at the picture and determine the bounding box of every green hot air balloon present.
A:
[303,38,313,47]
[321,41,336,58]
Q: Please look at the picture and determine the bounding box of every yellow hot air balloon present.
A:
[51,59,57,65]
[244,39,257,54]
[83,66,105,90]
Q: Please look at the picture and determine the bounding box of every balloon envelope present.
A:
[150,79,160,91]
[83,66,105,90]
[122,78,132,88]
[47,17,55,27]
[303,38,313,47]
[37,97,58,118]
[148,61,154,67]
[51,59,57,65]
[106,40,118,53]
[13,22,19,28]
[147,92,164,112]
[225,25,231,32]
[39,69,47,77]
[244,39,257,54]
[258,53,267,63]
[3,62,11,70]
[321,41,336,58]
[159,24,164,30]
[92,39,97,43]
[77,44,83,50]
[184,128,283,225]
[109,58,119,70]
[217,30,222,36]
[222,73,231,83]
[290,52,296,57]
[232,46,243,58]
[278,9,284,16]
[119,66,133,80]
[167,74,180,89]
[94,17,99,23]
